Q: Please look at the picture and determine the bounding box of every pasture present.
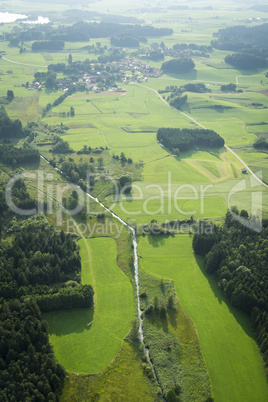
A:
[44,237,134,373]
[138,235,268,402]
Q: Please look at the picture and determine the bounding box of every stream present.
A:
[40,155,162,395]
[85,192,158,376]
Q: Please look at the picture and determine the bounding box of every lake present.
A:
[0,12,49,24]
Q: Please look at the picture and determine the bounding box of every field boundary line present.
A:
[133,83,268,189]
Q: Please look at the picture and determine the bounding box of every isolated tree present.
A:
[68,54,73,64]
[7,90,14,101]
[70,106,75,117]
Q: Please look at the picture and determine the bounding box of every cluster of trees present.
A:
[161,58,195,74]
[161,83,210,95]
[143,294,175,318]
[77,145,105,155]
[0,107,23,138]
[0,223,81,298]
[51,137,74,154]
[0,179,36,229]
[60,159,95,187]
[0,220,94,313]
[32,41,65,52]
[169,95,188,110]
[148,50,164,61]
[157,127,224,152]
[225,53,267,70]
[193,210,268,374]
[48,63,66,72]
[6,90,14,102]
[0,299,65,401]
[211,23,268,58]
[0,144,40,166]
[181,82,210,93]
[113,152,133,164]
[110,35,140,48]
[221,83,237,92]
[253,138,268,150]
[118,176,132,194]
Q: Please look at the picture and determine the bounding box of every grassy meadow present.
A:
[60,341,156,402]
[138,235,268,402]
[44,237,134,373]
[1,2,268,399]
[139,269,212,401]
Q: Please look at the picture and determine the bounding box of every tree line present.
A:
[47,21,173,42]
[157,127,224,152]
[160,83,210,95]
[4,20,172,47]
[193,210,268,375]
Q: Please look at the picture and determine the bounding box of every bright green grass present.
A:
[60,342,154,402]
[138,235,268,402]
[198,161,221,178]
[44,237,134,373]
[61,129,105,150]
[111,196,226,224]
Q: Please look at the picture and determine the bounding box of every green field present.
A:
[44,237,134,373]
[1,2,268,399]
[60,342,154,402]
[138,235,268,402]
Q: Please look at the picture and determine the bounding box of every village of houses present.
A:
[0,47,162,93]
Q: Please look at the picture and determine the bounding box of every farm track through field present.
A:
[1,56,47,68]
[134,83,268,189]
[143,154,173,165]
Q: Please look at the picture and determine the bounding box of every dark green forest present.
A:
[32,41,65,52]
[5,20,172,47]
[211,23,268,58]
[0,222,93,305]
[0,299,65,401]
[193,211,268,374]
[0,107,23,138]
[0,145,40,166]
[0,220,94,398]
[157,128,224,152]
[110,35,140,48]
[225,53,267,69]
[0,178,37,229]
[161,58,195,74]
